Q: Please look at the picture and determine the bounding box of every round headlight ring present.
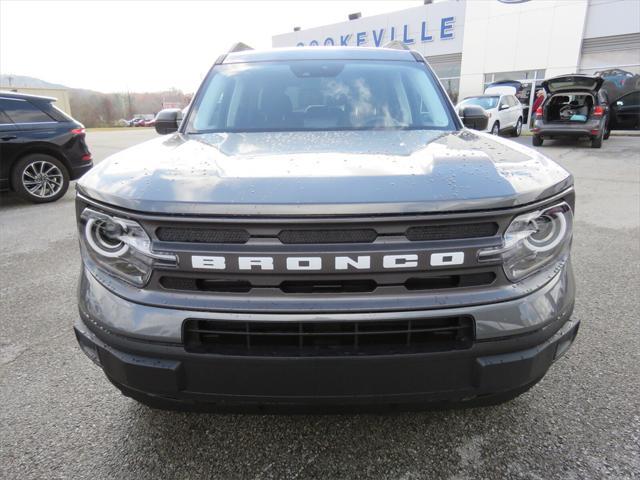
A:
[85,218,129,258]
[523,210,567,253]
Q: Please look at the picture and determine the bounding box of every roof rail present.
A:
[228,42,253,53]
[382,41,410,51]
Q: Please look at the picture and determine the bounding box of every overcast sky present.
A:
[0,0,421,93]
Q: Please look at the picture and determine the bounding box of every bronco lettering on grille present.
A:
[191,253,465,272]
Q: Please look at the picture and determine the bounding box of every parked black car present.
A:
[609,90,640,130]
[0,91,93,203]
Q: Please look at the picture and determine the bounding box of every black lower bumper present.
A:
[70,162,93,180]
[74,310,579,410]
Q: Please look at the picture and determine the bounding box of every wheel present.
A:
[532,135,543,147]
[603,121,611,140]
[591,132,603,148]
[490,122,500,136]
[11,154,69,203]
[511,117,522,137]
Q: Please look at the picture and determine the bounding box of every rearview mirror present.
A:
[155,108,183,135]
[499,104,510,110]
[460,105,489,131]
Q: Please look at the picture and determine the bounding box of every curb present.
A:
[610,131,640,137]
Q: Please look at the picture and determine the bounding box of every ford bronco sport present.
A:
[74,45,578,411]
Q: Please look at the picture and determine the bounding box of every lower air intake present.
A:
[183,316,474,356]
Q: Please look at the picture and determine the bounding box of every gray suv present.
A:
[74,45,578,411]
[532,74,610,148]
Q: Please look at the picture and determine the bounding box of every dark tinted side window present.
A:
[618,91,640,106]
[0,98,54,124]
[0,110,12,124]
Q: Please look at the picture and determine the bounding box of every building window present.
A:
[580,34,640,104]
[439,78,460,104]
[427,54,461,104]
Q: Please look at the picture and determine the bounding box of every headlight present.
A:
[79,208,177,287]
[479,202,573,282]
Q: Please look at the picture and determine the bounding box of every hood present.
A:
[77,130,573,216]
[542,74,604,94]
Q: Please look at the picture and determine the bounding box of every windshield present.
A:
[186,60,455,133]
[459,96,499,109]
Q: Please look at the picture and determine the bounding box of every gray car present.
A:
[74,45,578,411]
[532,74,610,148]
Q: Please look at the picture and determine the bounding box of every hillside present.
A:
[0,74,190,127]
[0,74,68,89]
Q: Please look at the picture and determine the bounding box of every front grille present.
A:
[279,229,377,244]
[161,277,252,293]
[406,223,498,241]
[153,221,499,244]
[405,272,495,290]
[147,212,508,301]
[156,227,249,244]
[183,316,474,356]
[160,272,496,294]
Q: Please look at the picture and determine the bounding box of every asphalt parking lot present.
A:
[1,129,639,479]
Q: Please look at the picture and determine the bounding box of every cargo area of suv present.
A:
[543,93,595,123]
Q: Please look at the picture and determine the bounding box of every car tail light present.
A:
[535,107,543,118]
[81,154,92,161]
[593,106,604,117]
[71,128,86,135]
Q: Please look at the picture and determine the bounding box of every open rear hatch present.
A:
[542,74,604,94]
[541,75,603,123]
[544,93,595,123]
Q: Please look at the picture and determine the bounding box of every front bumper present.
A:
[75,263,577,408]
[75,312,578,408]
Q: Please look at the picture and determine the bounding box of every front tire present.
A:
[491,122,500,136]
[532,135,543,147]
[511,117,522,137]
[11,154,69,203]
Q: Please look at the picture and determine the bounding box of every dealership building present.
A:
[272,0,640,105]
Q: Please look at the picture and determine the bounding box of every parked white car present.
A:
[456,86,524,136]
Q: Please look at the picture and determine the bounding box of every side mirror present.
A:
[155,108,183,135]
[499,103,510,111]
[460,105,489,131]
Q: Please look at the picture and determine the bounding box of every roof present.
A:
[223,46,418,64]
[0,90,57,102]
